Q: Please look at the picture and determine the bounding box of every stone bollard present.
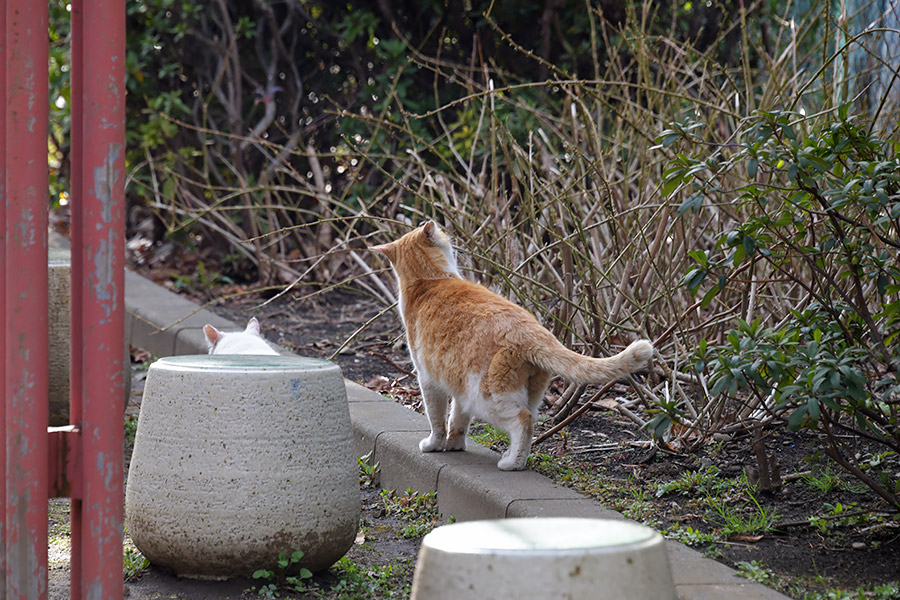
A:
[410,518,676,600]
[125,355,360,579]
[48,248,130,425]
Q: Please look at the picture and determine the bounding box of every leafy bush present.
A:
[667,109,900,507]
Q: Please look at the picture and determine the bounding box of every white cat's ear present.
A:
[203,324,221,352]
[246,317,261,335]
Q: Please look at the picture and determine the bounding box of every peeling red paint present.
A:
[4,1,125,598]
[1,0,7,581]
[4,1,50,598]
[75,0,126,598]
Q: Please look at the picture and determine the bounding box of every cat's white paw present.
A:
[444,434,467,451]
[419,435,444,453]
[497,454,526,471]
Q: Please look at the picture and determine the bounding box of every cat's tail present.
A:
[525,336,654,385]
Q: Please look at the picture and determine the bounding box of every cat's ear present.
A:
[370,243,395,262]
[422,221,437,244]
[246,317,261,335]
[203,324,221,351]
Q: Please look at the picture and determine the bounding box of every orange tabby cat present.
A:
[372,221,654,470]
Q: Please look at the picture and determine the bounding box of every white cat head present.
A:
[203,317,279,355]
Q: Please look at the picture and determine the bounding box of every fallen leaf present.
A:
[594,398,619,410]
[130,345,152,364]
[365,376,392,392]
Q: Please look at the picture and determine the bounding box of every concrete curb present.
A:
[124,269,790,600]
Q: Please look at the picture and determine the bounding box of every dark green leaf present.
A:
[700,285,720,309]
[748,157,759,179]
[677,195,704,216]
[787,405,808,430]
[807,396,820,423]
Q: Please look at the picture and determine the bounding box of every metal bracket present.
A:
[48,425,83,499]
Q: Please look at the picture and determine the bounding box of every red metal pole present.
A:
[4,0,50,597]
[78,0,126,595]
[0,1,7,594]
[69,0,85,595]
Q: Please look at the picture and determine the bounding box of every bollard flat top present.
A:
[422,518,658,554]
[152,354,339,373]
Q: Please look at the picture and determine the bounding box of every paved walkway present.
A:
[123,267,790,600]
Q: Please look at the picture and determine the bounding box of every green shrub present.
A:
[668,109,900,508]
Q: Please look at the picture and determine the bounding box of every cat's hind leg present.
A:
[445,399,470,451]
[494,394,534,471]
[419,379,451,452]
[483,353,537,470]
[497,406,534,470]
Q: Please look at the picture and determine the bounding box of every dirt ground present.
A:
[200,285,900,598]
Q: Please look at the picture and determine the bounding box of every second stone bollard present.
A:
[410,518,676,600]
[125,355,360,579]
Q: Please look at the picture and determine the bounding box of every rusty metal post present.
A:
[4,0,50,598]
[68,0,84,595]
[75,0,126,596]
[0,1,7,595]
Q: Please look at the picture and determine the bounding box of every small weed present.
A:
[527,451,570,477]
[624,475,652,503]
[739,561,900,600]
[801,464,845,494]
[616,499,660,527]
[663,524,719,547]
[860,451,897,471]
[123,547,150,582]
[706,438,728,455]
[656,466,725,497]
[249,550,314,597]
[808,502,885,536]
[380,488,440,538]
[868,582,900,600]
[808,515,833,537]
[358,451,380,488]
[124,415,138,446]
[737,560,776,585]
[330,556,413,599]
[468,422,509,450]
[785,578,900,600]
[707,489,780,538]
[529,453,662,526]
